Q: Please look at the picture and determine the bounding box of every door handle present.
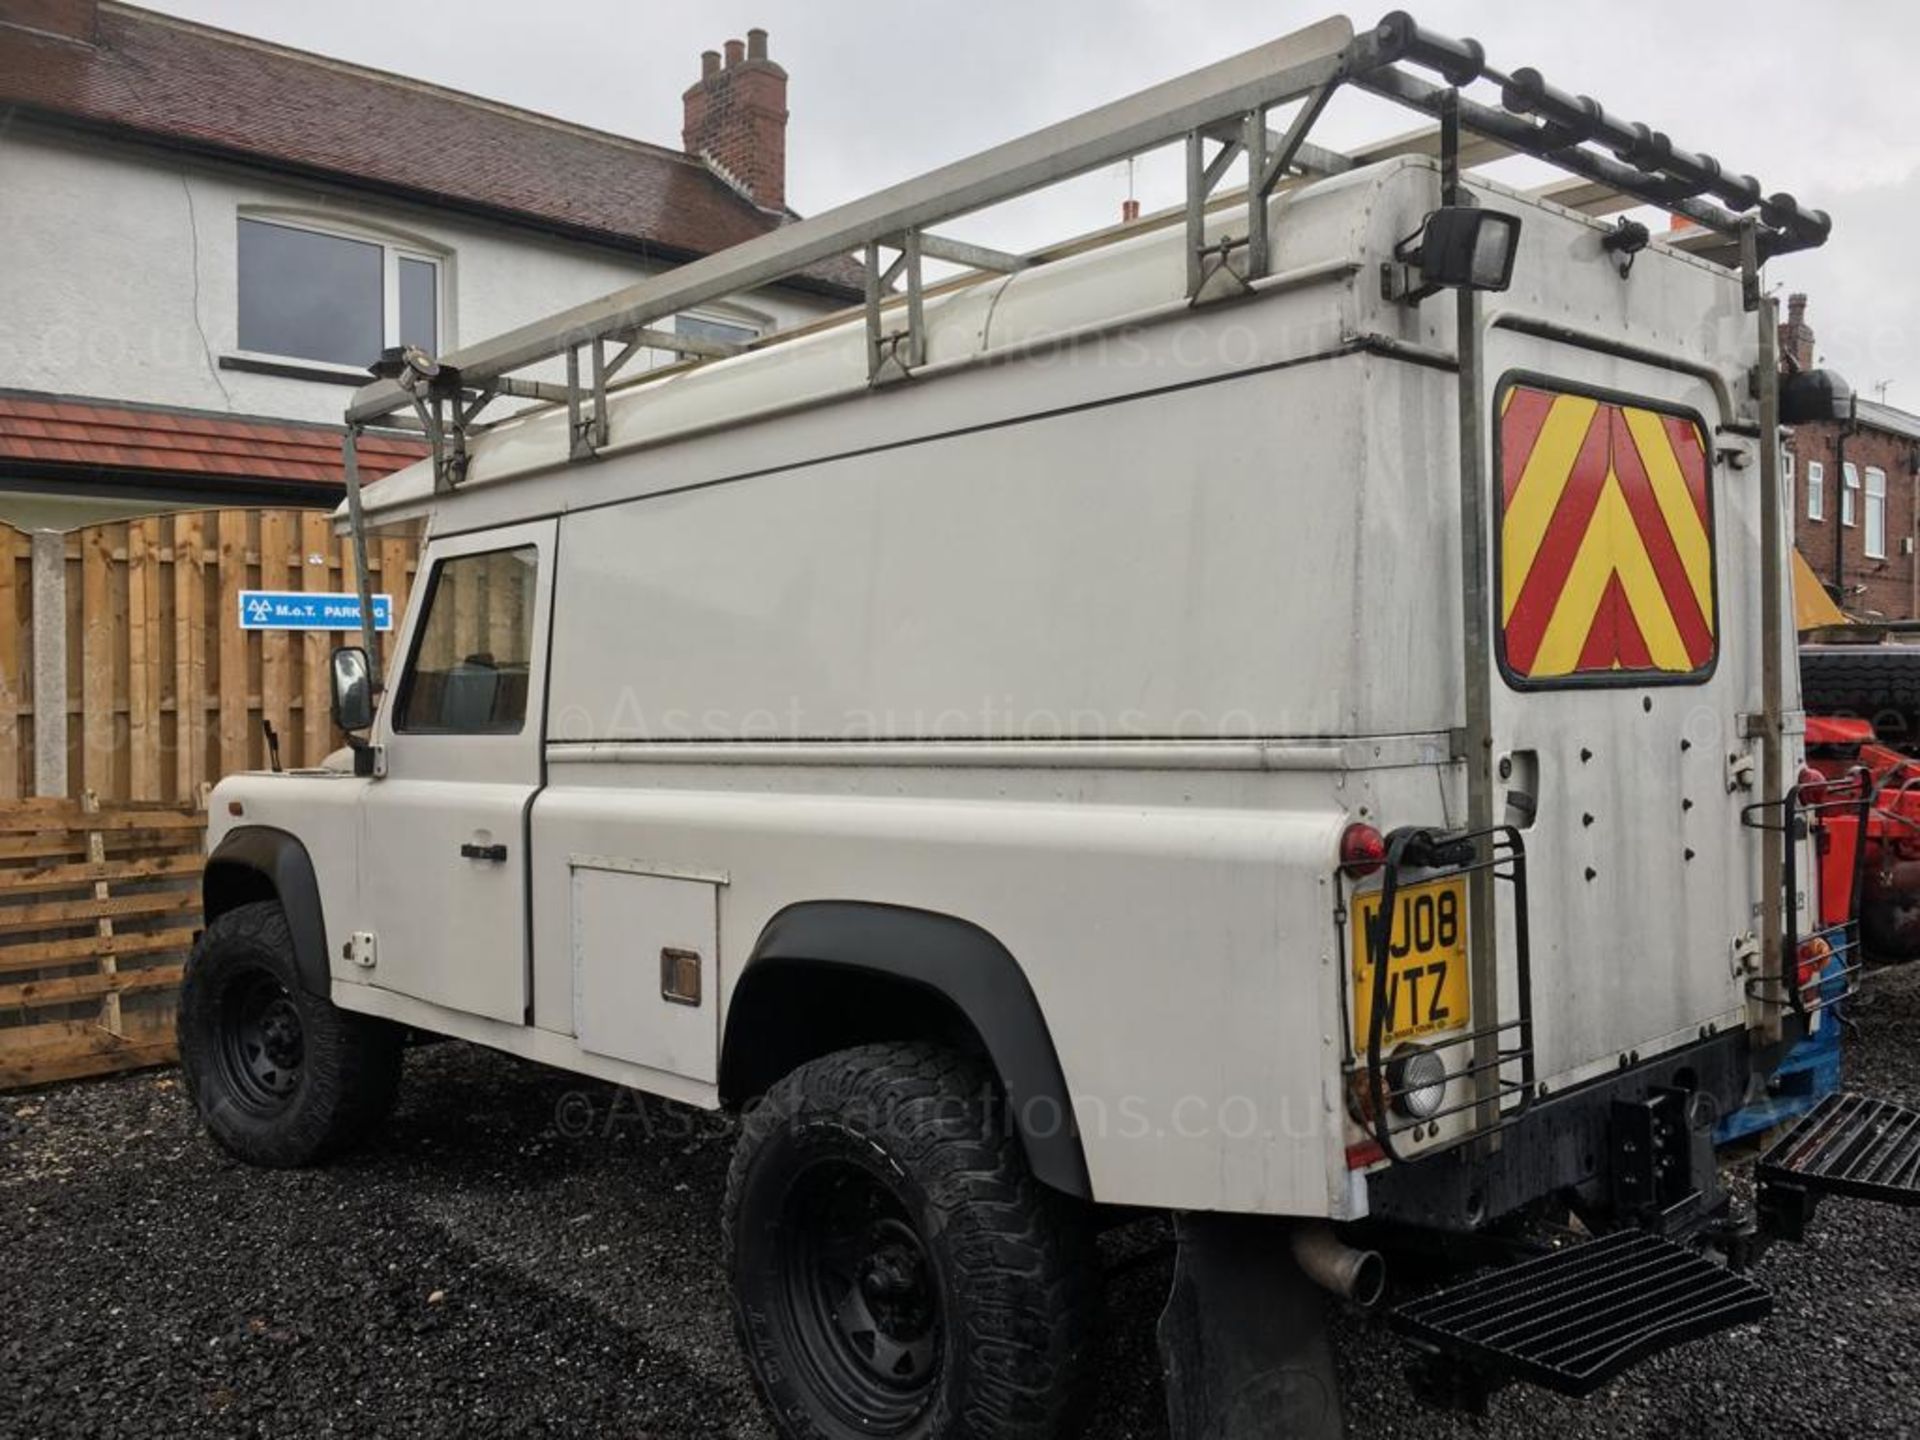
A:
[460,842,509,862]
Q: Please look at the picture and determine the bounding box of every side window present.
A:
[1783,450,1795,522]
[1807,460,1825,520]
[1842,461,1860,528]
[395,546,539,734]
[1496,381,1715,687]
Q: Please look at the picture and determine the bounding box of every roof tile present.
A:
[0,391,426,488]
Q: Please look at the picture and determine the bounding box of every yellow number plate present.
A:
[1350,877,1470,1045]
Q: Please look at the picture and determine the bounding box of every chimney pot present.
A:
[701,48,720,78]
[724,38,745,68]
[747,27,768,61]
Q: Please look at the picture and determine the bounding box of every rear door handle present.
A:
[460,842,508,862]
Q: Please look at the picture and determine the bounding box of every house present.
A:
[0,0,861,799]
[1779,294,1920,620]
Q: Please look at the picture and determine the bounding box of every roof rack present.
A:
[341,9,1830,477]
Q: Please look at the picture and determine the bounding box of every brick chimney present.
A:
[0,0,97,42]
[682,28,788,213]
[1779,291,1815,372]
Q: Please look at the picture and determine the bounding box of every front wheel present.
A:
[724,1042,1101,1440]
[178,900,402,1166]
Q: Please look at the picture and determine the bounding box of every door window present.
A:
[395,546,539,733]
[1496,381,1716,687]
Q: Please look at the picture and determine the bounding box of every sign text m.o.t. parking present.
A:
[237,590,393,631]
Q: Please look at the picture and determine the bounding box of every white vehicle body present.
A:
[208,150,1806,1220]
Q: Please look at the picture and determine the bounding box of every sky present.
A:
[144,0,1920,408]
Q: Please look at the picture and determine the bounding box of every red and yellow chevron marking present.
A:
[1500,385,1714,681]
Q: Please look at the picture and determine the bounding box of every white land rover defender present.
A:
[180,14,1907,1440]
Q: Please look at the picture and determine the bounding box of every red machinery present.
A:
[1803,715,1920,959]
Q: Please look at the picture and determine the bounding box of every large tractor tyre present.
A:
[1862,897,1920,965]
[178,900,404,1167]
[1800,645,1920,746]
[724,1042,1102,1440]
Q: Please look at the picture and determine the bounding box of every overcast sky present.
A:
[147,0,1920,408]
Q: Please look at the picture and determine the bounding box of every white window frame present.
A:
[233,213,447,374]
[1866,465,1889,559]
[651,308,767,370]
[1843,461,1860,528]
[1807,459,1825,520]
[1783,450,1795,523]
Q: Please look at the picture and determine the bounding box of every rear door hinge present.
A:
[1726,752,1756,793]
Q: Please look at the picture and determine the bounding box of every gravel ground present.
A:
[4,971,1919,1439]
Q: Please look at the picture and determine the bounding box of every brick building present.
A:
[1781,295,1920,619]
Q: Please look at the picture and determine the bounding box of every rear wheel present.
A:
[178,900,403,1166]
[724,1042,1100,1440]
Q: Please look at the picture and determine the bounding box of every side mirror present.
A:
[1394,206,1522,300]
[330,646,375,733]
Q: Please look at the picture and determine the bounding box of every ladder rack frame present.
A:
[340,10,1830,465]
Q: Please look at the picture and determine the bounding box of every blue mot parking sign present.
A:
[238,590,394,631]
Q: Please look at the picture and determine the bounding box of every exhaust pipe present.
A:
[1291,1223,1385,1308]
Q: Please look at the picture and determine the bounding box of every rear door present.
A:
[358,521,555,1023]
[1484,357,1754,1087]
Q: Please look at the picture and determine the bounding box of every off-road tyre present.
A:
[1801,645,1920,745]
[178,900,403,1167]
[724,1042,1101,1440]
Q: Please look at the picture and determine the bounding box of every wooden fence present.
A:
[0,796,207,1087]
[0,508,420,1087]
[0,510,418,803]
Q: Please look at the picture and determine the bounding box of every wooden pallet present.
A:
[0,795,206,1088]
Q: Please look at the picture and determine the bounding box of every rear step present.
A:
[1391,1230,1771,1397]
[1756,1091,1920,1204]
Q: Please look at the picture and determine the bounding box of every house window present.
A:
[1784,451,1795,521]
[1866,466,1889,559]
[237,217,441,370]
[1807,460,1825,520]
[675,312,759,349]
[1842,461,1860,528]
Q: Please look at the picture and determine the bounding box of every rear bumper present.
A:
[1365,1025,1778,1230]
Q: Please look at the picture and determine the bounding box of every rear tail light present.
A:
[1341,821,1387,878]
[1797,936,1833,1003]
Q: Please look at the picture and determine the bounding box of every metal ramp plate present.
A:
[1757,1092,1920,1204]
[1391,1230,1772,1396]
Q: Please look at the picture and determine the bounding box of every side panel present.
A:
[571,864,721,1084]
[527,755,1451,1217]
[544,352,1461,744]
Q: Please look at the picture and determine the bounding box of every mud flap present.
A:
[1156,1214,1344,1440]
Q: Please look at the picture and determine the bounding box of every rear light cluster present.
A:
[1340,821,1386,878]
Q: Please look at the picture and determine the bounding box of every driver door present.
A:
[358,520,555,1024]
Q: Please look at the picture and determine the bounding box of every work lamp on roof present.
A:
[1392,206,1522,303]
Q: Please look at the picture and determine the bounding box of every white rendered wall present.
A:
[0,124,839,426]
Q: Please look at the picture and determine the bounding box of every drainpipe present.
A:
[1833,428,1846,601]
[1910,454,1919,620]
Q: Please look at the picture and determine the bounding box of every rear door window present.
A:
[1496,380,1716,688]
